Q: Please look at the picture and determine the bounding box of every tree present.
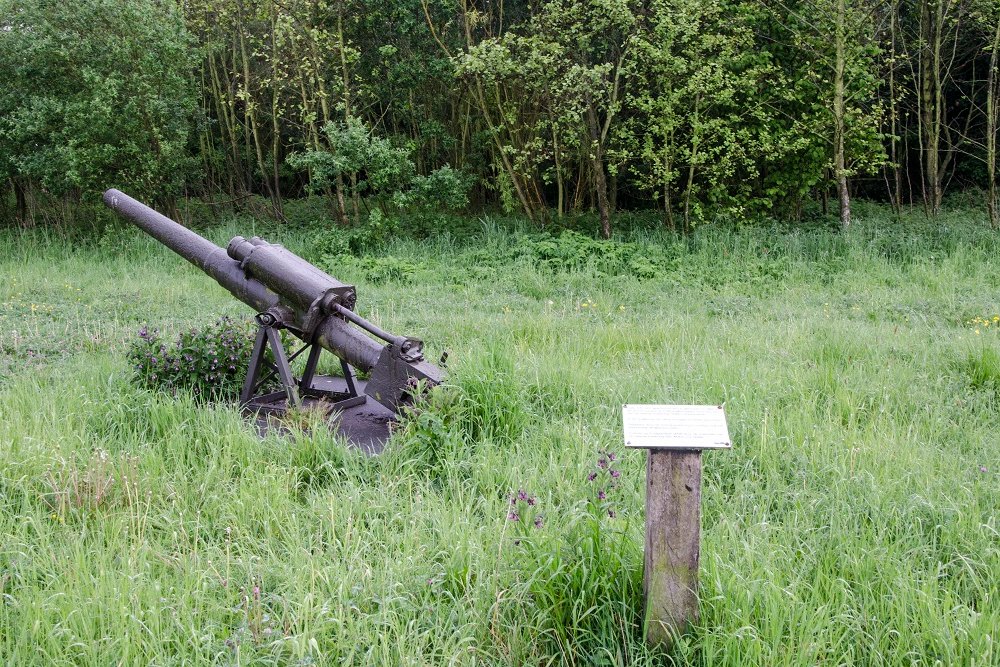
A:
[0,0,198,224]
[287,118,470,221]
[969,0,1000,227]
[769,0,887,229]
[628,0,766,229]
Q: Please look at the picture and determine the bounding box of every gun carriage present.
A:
[103,189,444,446]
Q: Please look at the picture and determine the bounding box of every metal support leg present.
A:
[341,359,358,397]
[300,343,323,392]
[240,326,270,405]
[265,326,301,408]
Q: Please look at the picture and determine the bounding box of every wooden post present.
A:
[623,403,730,648]
[643,449,701,646]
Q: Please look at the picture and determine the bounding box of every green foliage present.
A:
[287,118,471,219]
[126,317,259,402]
[0,0,198,204]
[467,229,684,280]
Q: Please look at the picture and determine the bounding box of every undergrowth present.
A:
[0,203,998,665]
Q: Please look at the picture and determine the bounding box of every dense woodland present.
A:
[1,0,999,235]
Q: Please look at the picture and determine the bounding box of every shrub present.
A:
[127,317,267,402]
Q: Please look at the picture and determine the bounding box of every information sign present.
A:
[623,404,732,450]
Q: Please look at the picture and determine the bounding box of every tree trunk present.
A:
[269,12,283,219]
[586,99,612,239]
[919,0,945,216]
[889,4,902,216]
[834,0,851,230]
[12,179,29,227]
[987,17,1000,228]
[237,8,278,216]
[554,132,564,217]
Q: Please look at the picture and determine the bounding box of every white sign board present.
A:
[623,404,732,450]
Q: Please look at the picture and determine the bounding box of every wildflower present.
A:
[508,512,519,522]
[981,466,988,473]
[534,516,544,528]
[610,469,621,479]
[608,453,617,462]
[253,586,261,601]
[527,496,536,506]
[608,510,616,518]
[139,326,149,339]
[598,490,606,500]
[587,472,597,482]
[597,458,608,469]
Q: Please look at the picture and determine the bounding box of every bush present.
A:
[127,317,265,402]
[463,229,684,280]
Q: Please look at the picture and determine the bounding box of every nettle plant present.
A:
[127,317,266,402]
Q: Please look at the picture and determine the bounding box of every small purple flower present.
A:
[533,516,543,528]
[517,489,528,502]
[253,586,261,601]
[508,512,519,522]
[598,490,606,500]
[608,509,616,518]
[597,458,608,469]
[587,472,597,482]
[608,453,617,462]
[138,326,149,339]
[981,466,989,473]
[527,496,536,506]
[610,469,621,479]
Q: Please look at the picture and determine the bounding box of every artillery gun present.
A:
[103,189,444,447]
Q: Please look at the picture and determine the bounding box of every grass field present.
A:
[1,204,998,665]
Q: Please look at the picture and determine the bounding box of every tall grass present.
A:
[0,206,998,665]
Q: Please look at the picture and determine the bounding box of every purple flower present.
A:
[608,453,617,462]
[610,469,621,479]
[508,512,519,522]
[608,510,616,518]
[533,516,543,528]
[517,489,528,501]
[587,472,597,482]
[981,466,989,473]
[138,326,149,339]
[527,496,536,506]
[597,458,608,469]
[598,490,606,500]
[253,586,261,601]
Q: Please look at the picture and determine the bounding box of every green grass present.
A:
[1,205,998,665]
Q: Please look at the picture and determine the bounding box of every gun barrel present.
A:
[103,189,386,373]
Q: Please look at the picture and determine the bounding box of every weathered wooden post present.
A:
[623,404,732,647]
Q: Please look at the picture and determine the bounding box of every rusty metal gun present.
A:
[103,189,443,424]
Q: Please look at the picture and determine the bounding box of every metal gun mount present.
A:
[103,189,445,450]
